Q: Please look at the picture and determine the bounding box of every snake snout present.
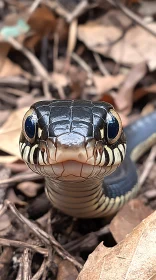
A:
[52,132,89,163]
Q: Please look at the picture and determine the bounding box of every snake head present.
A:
[19,100,126,180]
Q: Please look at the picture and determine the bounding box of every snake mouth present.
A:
[27,160,118,182]
[20,136,126,169]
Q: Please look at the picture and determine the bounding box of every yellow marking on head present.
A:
[100,128,104,139]
[118,144,125,159]
[105,146,113,166]
[38,128,42,138]
[99,151,105,166]
[38,150,44,165]
[29,144,38,164]
[114,148,121,165]
[23,146,30,162]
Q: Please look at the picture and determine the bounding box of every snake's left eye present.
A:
[106,109,122,144]
[22,109,38,143]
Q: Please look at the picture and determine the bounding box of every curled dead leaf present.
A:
[93,74,125,95]
[17,181,42,197]
[77,211,156,280]
[0,107,29,159]
[57,260,78,280]
[78,10,156,70]
[109,199,153,243]
[113,62,147,114]
[0,58,25,78]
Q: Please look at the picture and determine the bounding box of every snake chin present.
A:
[27,160,119,182]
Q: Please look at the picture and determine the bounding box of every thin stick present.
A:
[66,0,89,22]
[93,53,110,76]
[71,52,93,78]
[67,19,78,57]
[106,0,156,37]
[31,259,47,280]
[5,201,83,270]
[7,37,50,80]
[0,204,7,217]
[0,172,42,188]
[53,32,59,72]
[29,0,43,15]
[0,238,48,256]
[22,249,32,280]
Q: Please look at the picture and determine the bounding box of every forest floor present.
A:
[0,1,156,279]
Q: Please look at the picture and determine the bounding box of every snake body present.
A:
[19,100,156,218]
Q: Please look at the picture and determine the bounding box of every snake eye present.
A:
[106,109,122,144]
[22,109,37,143]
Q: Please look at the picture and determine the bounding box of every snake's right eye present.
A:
[106,109,122,144]
[22,109,38,143]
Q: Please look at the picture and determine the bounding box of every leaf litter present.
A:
[77,211,156,280]
[0,0,155,279]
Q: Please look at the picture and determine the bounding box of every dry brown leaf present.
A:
[0,107,28,159]
[134,84,156,102]
[141,103,155,116]
[78,10,156,70]
[51,72,69,88]
[109,199,153,243]
[7,188,27,206]
[113,62,147,114]
[25,5,57,49]
[77,211,156,280]
[0,58,24,77]
[0,110,10,126]
[0,156,19,164]
[17,181,42,197]
[5,162,28,173]
[78,10,132,51]
[0,213,12,237]
[93,74,125,95]
[57,260,78,280]
[0,42,11,70]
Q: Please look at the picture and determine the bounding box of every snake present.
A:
[19,100,156,218]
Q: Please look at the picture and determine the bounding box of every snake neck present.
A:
[45,176,105,218]
[45,173,139,219]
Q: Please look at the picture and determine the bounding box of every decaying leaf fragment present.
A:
[78,10,156,70]
[109,199,153,243]
[77,211,156,280]
[0,107,29,160]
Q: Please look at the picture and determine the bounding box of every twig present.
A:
[45,0,92,22]
[7,37,50,80]
[63,19,78,73]
[0,87,29,97]
[31,259,47,280]
[42,80,51,99]
[71,52,93,79]
[0,171,42,187]
[64,225,109,252]
[67,19,78,56]
[22,249,32,280]
[16,255,23,280]
[105,0,156,37]
[66,1,89,22]
[93,53,110,76]
[53,32,59,72]
[28,0,43,15]
[5,200,83,270]
[0,204,7,217]
[0,238,48,256]
[139,145,156,187]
